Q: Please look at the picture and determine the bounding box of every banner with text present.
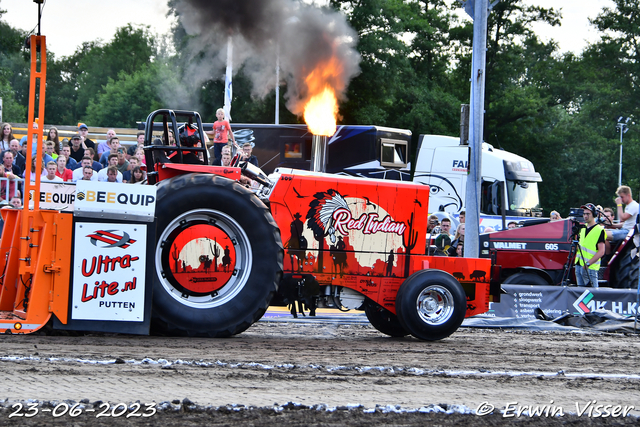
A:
[74,181,156,221]
[488,285,640,318]
[34,182,76,211]
[71,222,147,321]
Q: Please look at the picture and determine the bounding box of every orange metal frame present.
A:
[0,35,73,334]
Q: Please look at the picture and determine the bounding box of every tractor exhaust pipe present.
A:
[310,135,328,173]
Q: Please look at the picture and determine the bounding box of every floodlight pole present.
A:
[618,126,623,188]
[275,48,280,125]
[617,117,630,188]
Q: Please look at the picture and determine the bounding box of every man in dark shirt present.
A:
[180,143,204,165]
[177,125,204,165]
[84,148,103,172]
[77,123,95,150]
[122,157,140,182]
[1,150,20,201]
[2,150,21,176]
[68,134,85,163]
[9,139,25,176]
[60,145,78,169]
[241,143,259,167]
[127,132,145,159]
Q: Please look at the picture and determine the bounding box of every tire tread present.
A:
[151,173,283,337]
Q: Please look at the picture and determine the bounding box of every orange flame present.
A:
[303,57,343,137]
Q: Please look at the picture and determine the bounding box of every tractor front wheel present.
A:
[395,270,466,341]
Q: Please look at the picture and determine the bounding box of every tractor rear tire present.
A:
[151,173,283,337]
[503,272,549,286]
[613,250,639,289]
[364,300,408,337]
[395,270,466,341]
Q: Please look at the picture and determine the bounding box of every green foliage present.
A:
[0,75,26,122]
[330,0,464,153]
[70,25,158,118]
[84,64,165,128]
[588,0,640,194]
[0,18,29,122]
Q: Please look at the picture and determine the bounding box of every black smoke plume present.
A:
[171,0,360,116]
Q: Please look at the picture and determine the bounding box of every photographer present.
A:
[433,218,454,256]
[427,214,439,234]
[575,203,606,288]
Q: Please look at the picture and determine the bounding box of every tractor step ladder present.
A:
[0,35,73,334]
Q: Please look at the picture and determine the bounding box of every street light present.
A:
[617,116,631,188]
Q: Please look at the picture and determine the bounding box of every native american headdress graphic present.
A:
[306,189,349,244]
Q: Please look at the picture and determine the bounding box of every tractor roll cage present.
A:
[144,109,208,184]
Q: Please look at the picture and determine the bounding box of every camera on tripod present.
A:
[568,207,584,219]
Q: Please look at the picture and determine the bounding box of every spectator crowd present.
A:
[0,123,150,204]
[0,118,260,205]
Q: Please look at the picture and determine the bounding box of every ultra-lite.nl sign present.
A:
[71,223,147,322]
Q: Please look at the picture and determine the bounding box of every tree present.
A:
[588,0,640,197]
[0,76,26,122]
[79,25,157,116]
[330,0,464,151]
[19,23,162,125]
[330,0,420,126]
[84,64,165,128]
[448,1,575,213]
[44,51,79,125]
[0,8,29,122]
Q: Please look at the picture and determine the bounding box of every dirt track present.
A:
[1,321,640,426]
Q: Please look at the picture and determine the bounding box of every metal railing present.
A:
[0,177,24,203]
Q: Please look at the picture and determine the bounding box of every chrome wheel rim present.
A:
[416,285,454,325]
[156,209,252,309]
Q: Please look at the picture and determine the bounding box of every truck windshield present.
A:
[507,180,541,213]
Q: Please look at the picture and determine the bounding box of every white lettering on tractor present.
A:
[492,242,527,250]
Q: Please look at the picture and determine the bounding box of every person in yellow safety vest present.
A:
[575,203,606,288]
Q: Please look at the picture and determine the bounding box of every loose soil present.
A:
[1,321,639,426]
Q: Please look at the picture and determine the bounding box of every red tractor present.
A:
[0,109,500,340]
[478,211,639,288]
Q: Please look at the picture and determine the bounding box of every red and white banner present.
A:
[71,223,147,321]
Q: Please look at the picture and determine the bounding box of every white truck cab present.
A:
[413,135,542,231]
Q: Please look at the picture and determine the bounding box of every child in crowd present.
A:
[205,108,237,164]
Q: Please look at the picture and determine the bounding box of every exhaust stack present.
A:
[310,135,328,173]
